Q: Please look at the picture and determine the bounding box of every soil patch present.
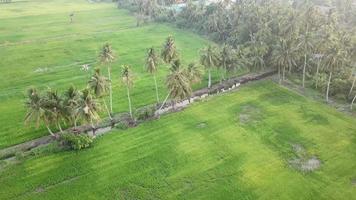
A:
[237,105,262,125]
[289,143,321,173]
[196,122,207,128]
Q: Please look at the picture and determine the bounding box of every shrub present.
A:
[135,105,156,121]
[30,142,62,156]
[60,133,93,150]
[15,151,25,161]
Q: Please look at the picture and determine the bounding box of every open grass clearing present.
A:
[0,80,355,199]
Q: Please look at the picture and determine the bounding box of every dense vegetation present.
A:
[118,0,356,105]
[1,81,356,199]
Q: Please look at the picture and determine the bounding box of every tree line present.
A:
[118,0,356,108]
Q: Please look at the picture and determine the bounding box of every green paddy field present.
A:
[0,0,355,199]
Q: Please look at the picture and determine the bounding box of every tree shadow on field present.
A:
[258,88,305,106]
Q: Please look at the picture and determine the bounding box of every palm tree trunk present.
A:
[278,66,282,84]
[348,76,356,97]
[315,59,321,89]
[351,93,356,110]
[126,86,133,119]
[74,117,77,129]
[208,68,212,88]
[153,74,159,104]
[102,99,112,120]
[302,54,307,88]
[57,122,63,133]
[107,66,113,114]
[326,71,332,102]
[89,118,96,136]
[46,124,55,136]
[221,63,226,81]
[158,91,171,111]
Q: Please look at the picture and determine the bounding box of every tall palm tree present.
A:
[245,34,268,72]
[43,89,65,133]
[77,88,101,130]
[351,93,356,110]
[312,53,324,89]
[99,43,115,115]
[348,67,356,97]
[272,38,298,83]
[161,36,178,64]
[219,44,236,81]
[145,47,160,104]
[298,26,314,88]
[324,41,346,102]
[63,85,80,128]
[186,62,204,84]
[200,45,219,88]
[24,88,54,136]
[121,65,134,119]
[166,60,192,109]
[88,68,112,120]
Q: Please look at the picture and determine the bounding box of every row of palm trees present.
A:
[25,36,207,135]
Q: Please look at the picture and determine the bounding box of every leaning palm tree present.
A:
[99,43,115,115]
[161,36,178,64]
[77,88,101,130]
[200,45,219,88]
[24,88,54,136]
[351,93,356,110]
[145,47,160,104]
[166,60,192,109]
[121,65,134,119]
[88,68,112,120]
[63,85,80,128]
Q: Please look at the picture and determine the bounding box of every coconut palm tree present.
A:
[25,88,55,136]
[272,38,298,83]
[200,45,219,89]
[99,43,115,115]
[186,62,204,84]
[77,88,101,130]
[351,93,356,110]
[43,89,65,133]
[312,53,324,89]
[219,44,236,81]
[145,47,160,104]
[245,34,268,72]
[298,29,314,88]
[166,60,192,109]
[63,85,80,129]
[348,68,356,97]
[324,41,347,102]
[121,65,134,119]
[161,36,178,64]
[88,68,112,120]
